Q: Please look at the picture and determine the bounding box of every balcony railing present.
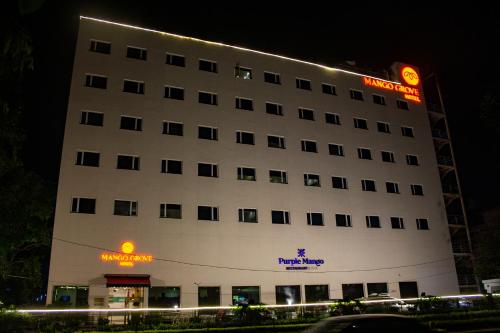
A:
[432,129,449,139]
[447,215,465,225]
[437,156,454,166]
[442,184,459,194]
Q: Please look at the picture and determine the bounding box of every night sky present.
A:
[17,2,500,216]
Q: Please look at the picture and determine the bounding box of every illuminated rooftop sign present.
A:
[100,241,153,267]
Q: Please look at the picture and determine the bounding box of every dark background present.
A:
[18,2,500,215]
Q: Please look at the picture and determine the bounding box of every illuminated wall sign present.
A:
[362,65,422,103]
[100,241,153,267]
[401,66,420,86]
[277,248,325,270]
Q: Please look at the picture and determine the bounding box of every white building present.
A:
[47,16,461,308]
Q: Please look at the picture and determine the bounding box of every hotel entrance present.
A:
[105,274,150,308]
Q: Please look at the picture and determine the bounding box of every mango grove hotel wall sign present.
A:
[100,241,153,267]
[278,248,325,270]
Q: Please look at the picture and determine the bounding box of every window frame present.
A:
[113,200,138,216]
[198,91,218,105]
[165,52,186,67]
[321,83,337,95]
[238,208,258,223]
[161,159,182,174]
[304,173,321,187]
[361,179,377,192]
[335,214,352,227]
[199,59,217,73]
[126,45,147,60]
[76,151,100,167]
[198,162,218,178]
[329,143,345,156]
[80,111,104,126]
[269,170,288,184]
[296,77,312,90]
[160,203,182,219]
[264,71,281,85]
[164,85,185,100]
[307,212,324,226]
[366,215,381,228]
[123,79,145,94]
[332,176,348,189]
[163,121,184,136]
[301,140,318,153]
[236,131,255,145]
[271,210,290,224]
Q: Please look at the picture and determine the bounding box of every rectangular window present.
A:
[267,135,285,149]
[198,287,220,306]
[307,212,324,226]
[350,89,364,101]
[237,167,256,181]
[199,59,217,73]
[386,182,400,194]
[198,206,218,221]
[123,80,145,94]
[417,218,429,230]
[235,97,254,111]
[71,198,96,214]
[238,208,258,223]
[336,214,352,227]
[391,217,405,229]
[120,116,142,131]
[232,286,260,305]
[236,131,255,145]
[89,40,111,54]
[198,126,218,140]
[401,126,414,137]
[80,111,103,126]
[161,159,182,174]
[377,122,390,133]
[354,118,368,129]
[198,91,218,105]
[163,122,183,136]
[362,179,376,192]
[198,163,218,177]
[357,148,372,160]
[305,285,329,303]
[304,173,320,187]
[325,113,341,125]
[411,184,424,196]
[367,283,388,295]
[127,46,147,60]
[160,204,182,219]
[114,200,137,216]
[264,71,281,84]
[276,285,301,305]
[85,74,107,89]
[329,144,344,156]
[149,287,180,307]
[397,99,409,110]
[269,170,287,184]
[332,176,348,189]
[406,154,419,166]
[272,210,290,224]
[342,284,364,299]
[164,86,184,100]
[372,94,386,105]
[76,151,100,167]
[301,140,318,153]
[298,108,315,120]
[235,66,252,79]
[366,216,381,228]
[166,53,185,67]
[296,78,312,90]
[322,83,336,95]
[265,102,283,116]
[381,151,395,163]
[117,155,140,170]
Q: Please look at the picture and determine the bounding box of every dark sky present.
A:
[16,1,500,214]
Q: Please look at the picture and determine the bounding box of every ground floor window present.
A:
[53,286,88,307]
[305,285,329,303]
[399,281,418,298]
[108,287,144,308]
[275,285,301,305]
[342,283,364,300]
[149,287,180,307]
[198,286,220,306]
[367,283,388,295]
[232,286,260,305]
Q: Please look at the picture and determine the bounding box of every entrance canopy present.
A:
[105,274,150,287]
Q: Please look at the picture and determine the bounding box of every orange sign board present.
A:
[362,77,421,103]
[401,66,420,86]
[100,241,153,267]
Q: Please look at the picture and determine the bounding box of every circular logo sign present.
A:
[121,241,135,254]
[401,66,419,86]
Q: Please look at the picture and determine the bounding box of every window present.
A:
[117,155,140,170]
[85,74,107,89]
[235,97,254,111]
[198,206,218,221]
[232,286,260,305]
[198,126,218,140]
[276,285,301,305]
[391,217,405,229]
[161,160,182,174]
[325,113,341,125]
[329,144,344,156]
[350,89,364,101]
[386,182,400,194]
[307,212,324,226]
[120,116,142,131]
[267,135,285,149]
[322,83,336,95]
[401,126,414,137]
[367,283,388,295]
[264,71,281,84]
[265,102,283,116]
[357,148,372,160]
[198,163,218,177]
[336,214,352,227]
[406,154,419,166]
[411,184,424,196]
[298,108,315,120]
[164,86,184,100]
[235,66,252,79]
[296,78,312,90]
[305,285,329,303]
[381,151,395,163]
[272,210,290,224]
[198,91,218,105]
[123,80,145,94]
[397,99,409,110]
[89,40,111,54]
[269,170,287,184]
[199,59,217,73]
[149,287,180,307]
[366,216,381,228]
[53,286,88,307]
[342,284,364,300]
[166,53,185,67]
[372,94,386,105]
[71,198,96,214]
[80,111,103,126]
[238,208,258,223]
[304,173,320,187]
[301,140,317,153]
[163,122,183,136]
[399,282,418,298]
[417,218,429,230]
[362,179,376,192]
[236,131,255,145]
[160,204,181,219]
[114,200,137,216]
[377,122,390,133]
[126,46,147,60]
[237,167,256,181]
[76,151,99,167]
[198,287,220,306]
[354,118,368,129]
[332,176,348,189]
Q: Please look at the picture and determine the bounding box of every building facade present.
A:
[47,16,460,308]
